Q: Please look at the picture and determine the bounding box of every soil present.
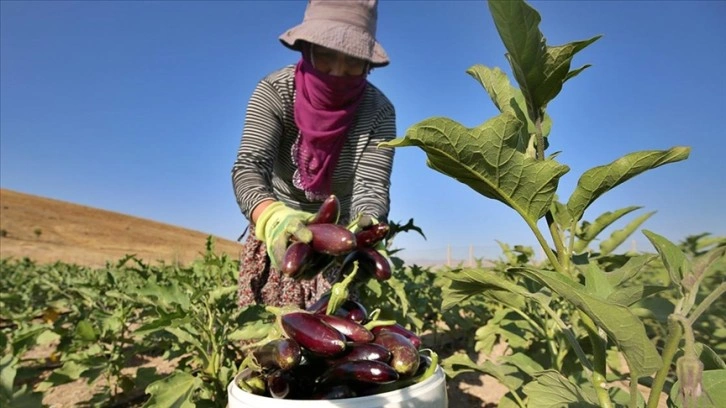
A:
[0,188,244,267]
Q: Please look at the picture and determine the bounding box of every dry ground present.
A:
[0,188,244,266]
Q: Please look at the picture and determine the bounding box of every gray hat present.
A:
[279,0,389,68]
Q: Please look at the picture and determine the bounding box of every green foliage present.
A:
[1,236,248,407]
[381,1,723,407]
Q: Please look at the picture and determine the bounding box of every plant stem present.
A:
[537,300,593,373]
[646,316,683,408]
[687,282,725,325]
[509,306,546,337]
[581,312,613,408]
[545,211,569,274]
[535,116,545,160]
[629,375,639,408]
[525,218,563,271]
[591,370,613,408]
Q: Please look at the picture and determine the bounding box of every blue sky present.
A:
[2,1,724,264]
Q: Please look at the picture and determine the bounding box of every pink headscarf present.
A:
[292,47,368,200]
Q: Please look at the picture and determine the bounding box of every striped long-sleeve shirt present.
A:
[232,65,396,224]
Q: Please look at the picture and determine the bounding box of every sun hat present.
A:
[279,0,389,68]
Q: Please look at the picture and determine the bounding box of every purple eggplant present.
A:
[316,314,374,343]
[316,360,399,385]
[373,331,420,377]
[294,251,336,281]
[266,369,292,399]
[280,312,346,357]
[309,195,340,225]
[371,323,422,349]
[281,241,314,278]
[312,384,358,400]
[307,223,357,256]
[328,342,392,366]
[355,223,390,249]
[341,248,392,281]
[252,338,302,372]
[306,292,369,323]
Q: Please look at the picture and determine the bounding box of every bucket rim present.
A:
[227,365,446,407]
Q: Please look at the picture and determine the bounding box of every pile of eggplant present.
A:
[238,293,436,400]
[237,195,437,399]
[279,195,392,282]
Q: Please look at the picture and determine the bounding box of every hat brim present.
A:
[280,21,389,68]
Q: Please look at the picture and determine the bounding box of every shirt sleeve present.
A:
[350,101,396,222]
[231,79,285,221]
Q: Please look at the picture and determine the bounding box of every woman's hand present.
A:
[255,202,314,269]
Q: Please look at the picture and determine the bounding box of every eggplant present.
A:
[288,354,328,398]
[341,248,392,281]
[328,342,392,366]
[312,384,357,400]
[266,369,292,399]
[316,314,374,343]
[281,242,313,278]
[280,312,346,357]
[294,251,336,281]
[355,223,390,249]
[362,247,392,281]
[371,323,422,349]
[307,223,356,256]
[306,292,368,323]
[309,195,340,225]
[373,331,420,377]
[252,338,302,372]
[316,360,399,385]
[414,354,433,377]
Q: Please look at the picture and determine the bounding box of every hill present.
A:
[0,188,243,267]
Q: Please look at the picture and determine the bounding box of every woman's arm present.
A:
[351,102,396,221]
[231,79,286,222]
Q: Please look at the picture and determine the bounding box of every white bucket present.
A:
[227,366,448,408]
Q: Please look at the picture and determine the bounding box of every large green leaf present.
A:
[382,113,569,221]
[441,268,529,311]
[567,147,690,223]
[502,352,545,377]
[144,371,202,408]
[487,0,600,121]
[467,65,552,154]
[607,285,669,307]
[512,267,662,377]
[643,230,690,291]
[580,262,614,299]
[0,354,15,402]
[523,370,599,408]
[605,254,657,287]
[599,211,655,255]
[441,352,523,390]
[574,206,643,253]
[75,320,97,342]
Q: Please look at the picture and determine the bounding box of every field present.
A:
[3,4,725,405]
[0,188,244,267]
[0,189,509,406]
[3,188,718,407]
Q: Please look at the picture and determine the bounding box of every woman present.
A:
[232,0,396,308]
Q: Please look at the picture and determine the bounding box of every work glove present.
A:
[255,202,314,270]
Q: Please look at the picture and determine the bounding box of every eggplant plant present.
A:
[381,1,725,407]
